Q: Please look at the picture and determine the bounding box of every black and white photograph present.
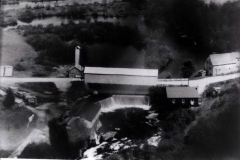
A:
[0,0,239,159]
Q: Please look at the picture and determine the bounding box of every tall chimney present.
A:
[75,46,81,67]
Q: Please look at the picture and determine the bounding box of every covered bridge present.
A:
[84,67,158,86]
[84,67,159,95]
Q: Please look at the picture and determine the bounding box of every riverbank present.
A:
[1,1,140,27]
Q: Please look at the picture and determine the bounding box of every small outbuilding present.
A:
[198,69,206,77]
[206,86,221,98]
[166,87,200,107]
[67,65,84,78]
[0,66,13,77]
[61,100,101,129]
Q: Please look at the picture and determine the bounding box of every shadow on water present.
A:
[99,108,157,140]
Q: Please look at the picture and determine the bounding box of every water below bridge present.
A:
[98,95,150,112]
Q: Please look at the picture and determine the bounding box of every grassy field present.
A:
[1,30,37,66]
[0,29,69,77]
[0,30,39,77]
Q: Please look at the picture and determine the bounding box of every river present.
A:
[3,14,147,69]
[1,0,116,11]
[2,0,237,11]
[4,15,146,31]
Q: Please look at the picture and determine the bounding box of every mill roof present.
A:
[166,87,200,98]
[70,100,101,122]
[209,52,240,66]
[68,65,84,72]
[84,67,158,77]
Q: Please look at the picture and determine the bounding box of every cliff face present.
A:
[184,79,240,159]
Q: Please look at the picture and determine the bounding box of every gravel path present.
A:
[189,73,240,94]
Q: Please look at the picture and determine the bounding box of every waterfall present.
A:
[100,97,115,109]
[99,95,150,112]
[113,95,149,106]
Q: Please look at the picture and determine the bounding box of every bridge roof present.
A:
[166,87,199,98]
[84,67,158,77]
[68,65,84,72]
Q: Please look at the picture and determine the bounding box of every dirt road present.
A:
[0,73,239,94]
[189,73,240,94]
[0,77,81,91]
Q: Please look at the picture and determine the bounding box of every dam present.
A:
[98,95,150,112]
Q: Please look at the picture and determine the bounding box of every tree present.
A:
[66,81,89,103]
[3,89,15,108]
[48,118,70,158]
[181,59,195,78]
[18,10,36,23]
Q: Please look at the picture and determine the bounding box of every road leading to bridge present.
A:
[189,73,240,94]
[0,73,239,95]
[0,77,81,91]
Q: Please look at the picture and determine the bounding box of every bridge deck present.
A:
[88,84,150,95]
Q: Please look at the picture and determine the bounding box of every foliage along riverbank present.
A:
[144,0,240,55]
[16,21,144,68]
[1,1,140,27]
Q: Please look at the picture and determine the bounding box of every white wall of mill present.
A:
[212,64,239,76]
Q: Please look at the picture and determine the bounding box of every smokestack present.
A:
[75,46,81,67]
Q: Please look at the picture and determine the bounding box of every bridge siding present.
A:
[88,84,150,95]
[85,74,157,86]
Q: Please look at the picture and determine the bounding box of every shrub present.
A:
[145,44,173,71]
[180,59,195,78]
[44,66,54,72]
[157,139,178,152]
[18,10,36,23]
[32,71,48,77]
[7,18,17,26]
[185,97,240,159]
[161,109,195,137]
[14,63,26,71]
[106,154,125,160]
[3,89,15,108]
[92,12,99,18]
[0,150,12,158]
[66,81,89,102]
[25,4,32,9]
[34,5,44,9]
[48,118,70,158]
[45,5,51,10]
[19,143,59,159]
